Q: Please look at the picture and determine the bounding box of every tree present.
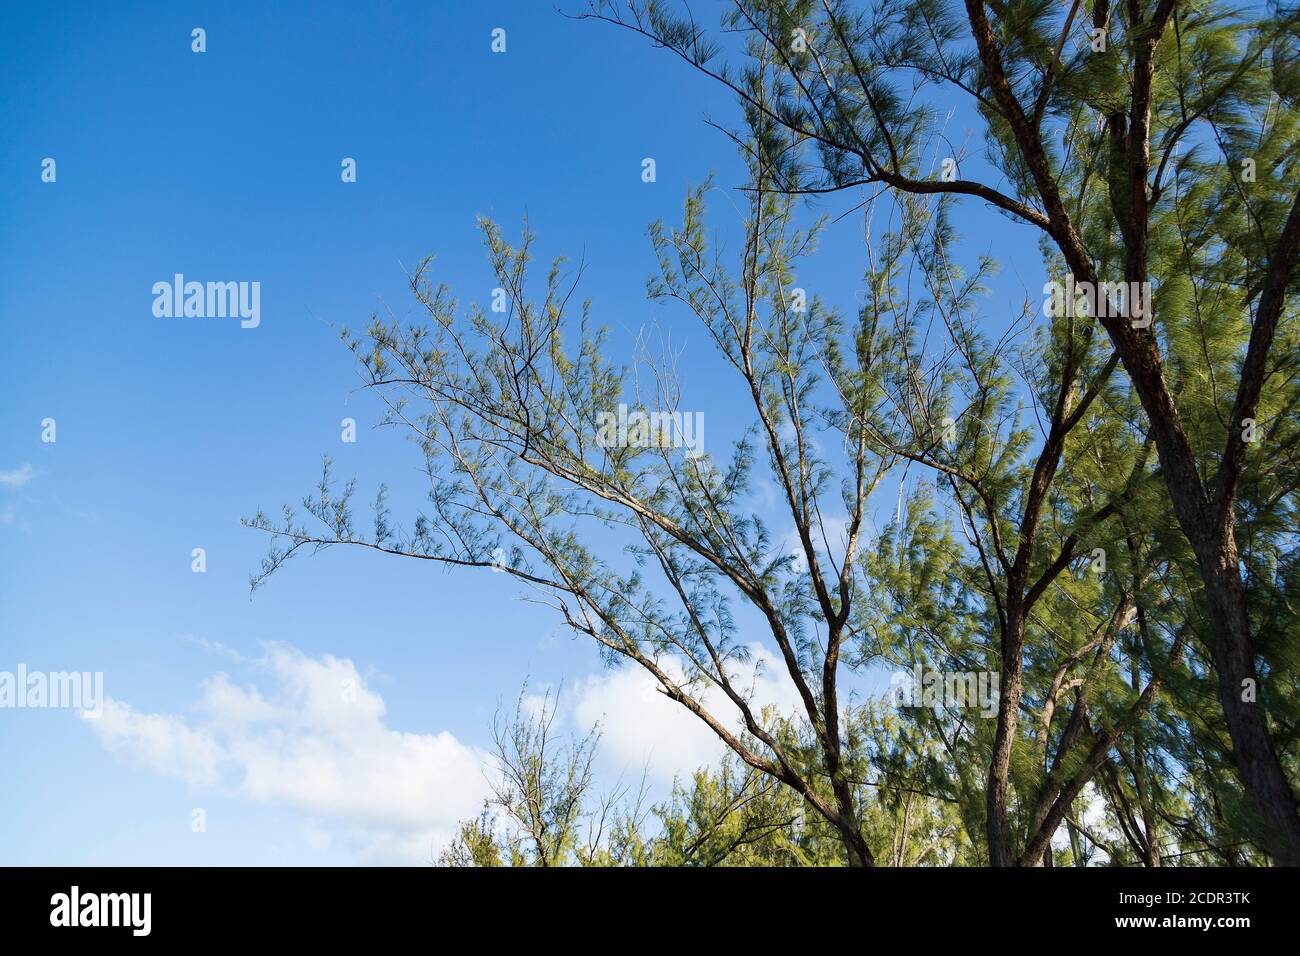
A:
[439,687,956,866]
[580,0,1300,865]
[246,0,1300,866]
[248,181,899,865]
[438,685,651,867]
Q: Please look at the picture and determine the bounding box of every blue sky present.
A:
[0,1,1039,864]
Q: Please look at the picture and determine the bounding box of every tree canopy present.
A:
[247,0,1300,866]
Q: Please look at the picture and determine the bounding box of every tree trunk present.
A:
[840,822,875,867]
[1197,529,1300,866]
[986,610,1025,866]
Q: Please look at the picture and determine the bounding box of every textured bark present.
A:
[986,609,1026,866]
[1198,532,1300,866]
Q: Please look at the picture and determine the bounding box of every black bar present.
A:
[0,865,1292,941]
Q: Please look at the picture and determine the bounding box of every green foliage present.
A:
[253,0,1300,865]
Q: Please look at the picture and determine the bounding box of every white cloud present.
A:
[91,699,224,788]
[84,643,818,860]
[0,463,35,488]
[571,645,806,785]
[573,666,720,783]
[82,643,492,863]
